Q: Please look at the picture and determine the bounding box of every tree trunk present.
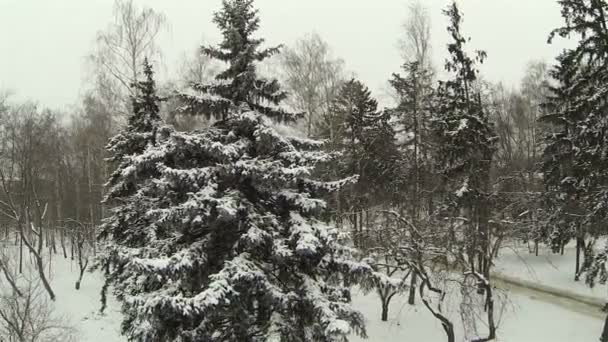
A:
[75,174,81,222]
[75,263,88,290]
[381,302,389,322]
[87,147,97,256]
[359,210,365,249]
[351,211,358,248]
[378,288,394,322]
[0,261,22,297]
[54,160,62,255]
[601,313,608,342]
[60,227,67,259]
[20,224,56,301]
[19,233,23,274]
[101,161,108,221]
[408,272,417,305]
[75,234,89,290]
[307,104,313,138]
[575,236,584,281]
[70,234,75,260]
[444,323,455,342]
[35,252,56,301]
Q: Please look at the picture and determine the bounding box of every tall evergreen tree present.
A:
[315,79,402,323]
[431,3,498,340]
[432,3,496,277]
[542,0,608,282]
[100,2,393,341]
[542,1,608,340]
[389,61,436,306]
[100,58,163,247]
[321,79,399,247]
[540,51,584,257]
[178,0,297,122]
[389,61,435,219]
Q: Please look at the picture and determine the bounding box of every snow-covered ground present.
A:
[45,255,123,342]
[495,240,608,301]
[351,284,603,342]
[2,245,605,341]
[45,255,604,341]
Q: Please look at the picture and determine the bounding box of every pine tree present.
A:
[178,0,298,122]
[100,2,395,341]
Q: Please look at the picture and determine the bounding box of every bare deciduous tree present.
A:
[65,219,91,291]
[88,0,167,115]
[0,250,21,298]
[399,1,433,69]
[0,278,76,342]
[163,41,221,131]
[280,32,346,137]
[178,41,220,87]
[0,105,59,301]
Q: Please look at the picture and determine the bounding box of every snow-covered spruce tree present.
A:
[542,1,608,340]
[539,51,585,260]
[98,57,165,315]
[542,0,608,282]
[177,0,295,122]
[99,57,163,249]
[431,3,498,341]
[104,111,387,341]
[99,1,397,341]
[432,1,496,279]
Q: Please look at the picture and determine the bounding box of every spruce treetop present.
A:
[101,58,164,244]
[432,2,496,198]
[389,61,435,132]
[441,2,487,110]
[332,79,379,140]
[129,58,162,133]
[178,0,299,122]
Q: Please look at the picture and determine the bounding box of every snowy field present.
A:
[24,249,603,342]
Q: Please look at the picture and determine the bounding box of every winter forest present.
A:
[2,0,608,341]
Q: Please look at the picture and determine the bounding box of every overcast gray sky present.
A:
[0,0,572,110]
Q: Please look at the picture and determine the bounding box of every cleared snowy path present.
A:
[494,273,605,319]
[352,279,604,342]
